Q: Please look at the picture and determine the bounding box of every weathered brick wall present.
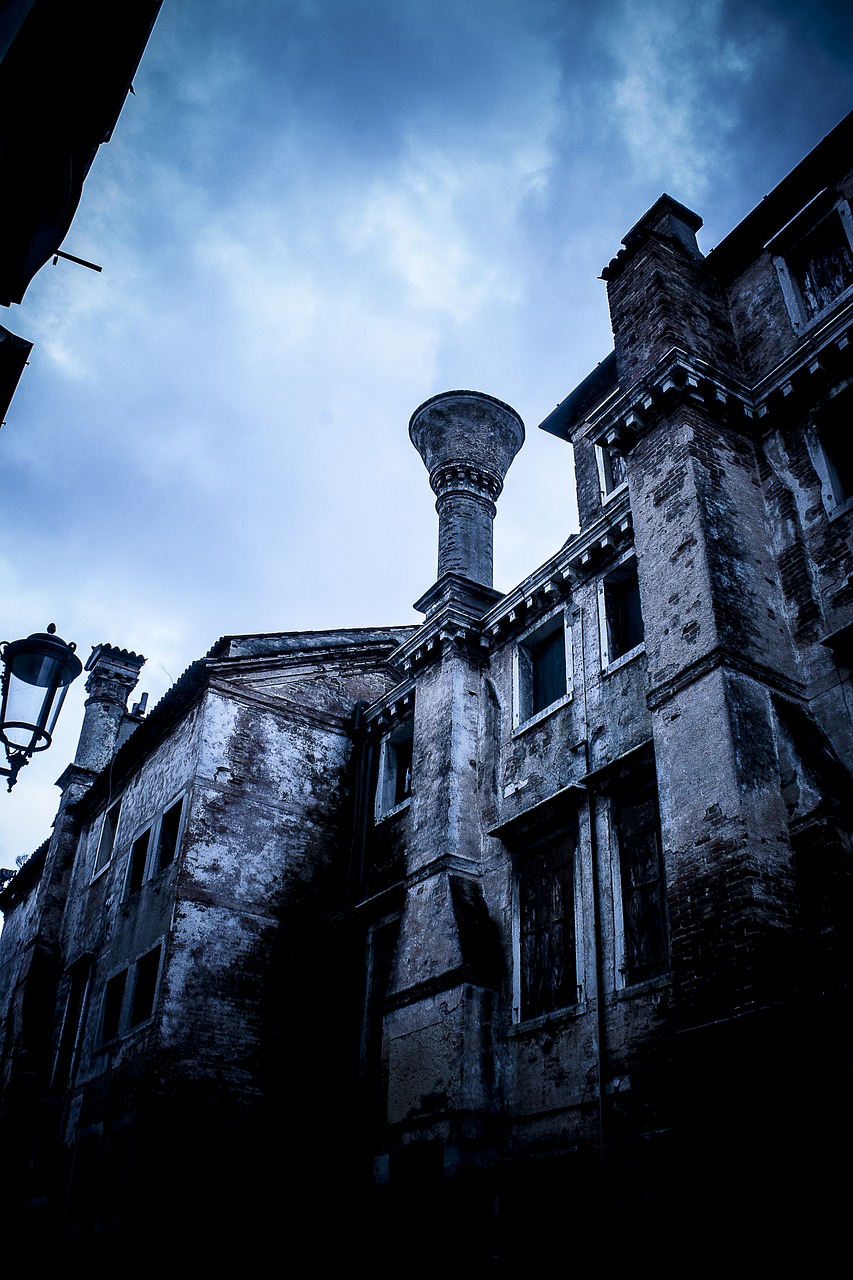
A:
[605,220,740,388]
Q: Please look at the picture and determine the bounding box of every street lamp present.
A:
[0,624,82,791]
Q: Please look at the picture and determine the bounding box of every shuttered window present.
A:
[531,627,567,715]
[519,833,577,1018]
[615,782,668,984]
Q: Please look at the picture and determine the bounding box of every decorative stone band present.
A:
[429,461,505,504]
[84,672,144,706]
[584,305,853,451]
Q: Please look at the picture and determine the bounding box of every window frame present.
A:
[52,954,94,1087]
[128,944,163,1028]
[100,941,164,1044]
[511,821,584,1025]
[610,771,670,990]
[124,826,152,897]
[808,386,853,518]
[152,794,186,875]
[770,194,853,334]
[92,798,122,879]
[375,719,414,821]
[101,968,128,1043]
[599,553,645,672]
[513,606,573,733]
[595,441,629,503]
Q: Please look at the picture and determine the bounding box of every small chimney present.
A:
[409,390,524,593]
[74,645,146,774]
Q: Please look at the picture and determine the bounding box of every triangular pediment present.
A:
[224,658,401,717]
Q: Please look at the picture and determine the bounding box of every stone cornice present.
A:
[577,301,853,450]
[752,298,853,423]
[363,677,416,730]
[430,460,504,503]
[389,598,493,676]
[581,347,755,452]
[646,645,805,710]
[383,493,637,680]
[482,490,635,642]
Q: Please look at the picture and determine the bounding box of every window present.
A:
[94,799,122,875]
[811,386,853,512]
[375,721,413,818]
[101,945,163,1042]
[600,558,644,666]
[129,945,162,1027]
[514,611,571,728]
[126,829,151,896]
[596,442,628,499]
[613,774,668,985]
[53,955,93,1086]
[102,970,127,1042]
[154,796,184,873]
[361,916,401,1120]
[517,830,579,1019]
[770,196,853,331]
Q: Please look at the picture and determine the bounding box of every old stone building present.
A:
[1,112,852,1255]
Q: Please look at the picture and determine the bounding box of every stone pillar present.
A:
[409,390,524,590]
[74,644,146,774]
[377,392,524,1183]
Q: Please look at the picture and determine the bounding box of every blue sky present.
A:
[2,0,853,858]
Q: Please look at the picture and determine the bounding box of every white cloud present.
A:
[600,0,779,201]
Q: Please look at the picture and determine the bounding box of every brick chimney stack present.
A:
[74,644,146,774]
[409,390,524,591]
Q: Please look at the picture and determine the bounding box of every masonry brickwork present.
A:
[2,112,853,1259]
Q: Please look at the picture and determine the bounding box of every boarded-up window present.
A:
[531,627,567,715]
[516,613,570,726]
[615,780,668,984]
[518,832,577,1018]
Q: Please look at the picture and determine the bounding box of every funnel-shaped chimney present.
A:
[409,390,524,591]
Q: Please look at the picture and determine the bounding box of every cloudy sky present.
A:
[2,0,852,859]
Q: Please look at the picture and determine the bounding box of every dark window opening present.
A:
[518,831,577,1019]
[787,212,853,322]
[377,721,413,815]
[392,733,413,806]
[94,799,122,874]
[102,970,127,1042]
[615,779,668,984]
[816,389,853,506]
[65,1130,102,1231]
[53,957,92,1086]
[530,626,567,715]
[362,917,400,1121]
[604,562,644,662]
[129,945,161,1027]
[127,829,150,895]
[602,444,628,494]
[155,798,183,872]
